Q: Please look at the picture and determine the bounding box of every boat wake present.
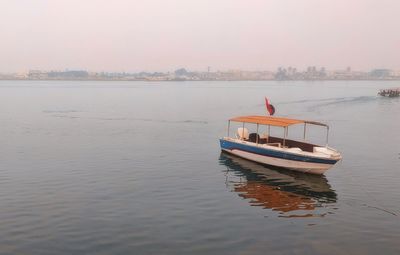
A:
[278,97,348,105]
[257,96,377,112]
[43,110,82,113]
[127,118,208,124]
[46,113,208,124]
[307,96,376,111]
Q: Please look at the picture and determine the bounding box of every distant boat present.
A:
[378,88,400,97]
[219,115,342,175]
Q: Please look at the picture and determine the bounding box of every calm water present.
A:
[0,80,399,254]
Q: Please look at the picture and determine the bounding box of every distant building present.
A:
[48,70,89,79]
[391,70,400,77]
[29,70,48,79]
[174,68,188,76]
[369,69,391,79]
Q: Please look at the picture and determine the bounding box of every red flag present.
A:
[265,97,275,116]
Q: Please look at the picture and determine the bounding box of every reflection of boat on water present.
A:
[220,152,337,217]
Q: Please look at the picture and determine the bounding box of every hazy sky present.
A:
[1,0,400,72]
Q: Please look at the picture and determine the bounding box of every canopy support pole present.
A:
[303,123,307,140]
[267,125,270,143]
[283,127,287,147]
[242,122,245,140]
[256,124,259,144]
[326,126,329,147]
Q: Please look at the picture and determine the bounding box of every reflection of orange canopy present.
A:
[229,115,327,127]
[235,181,316,213]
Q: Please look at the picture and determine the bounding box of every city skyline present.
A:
[2,66,399,81]
[1,64,400,74]
[1,0,400,72]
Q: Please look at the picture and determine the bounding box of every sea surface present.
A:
[0,80,399,255]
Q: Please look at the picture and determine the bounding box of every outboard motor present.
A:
[236,128,249,140]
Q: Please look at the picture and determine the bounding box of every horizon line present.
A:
[1,66,400,74]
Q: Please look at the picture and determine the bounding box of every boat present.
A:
[219,115,342,174]
[378,88,400,97]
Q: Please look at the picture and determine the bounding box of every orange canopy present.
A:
[229,115,327,127]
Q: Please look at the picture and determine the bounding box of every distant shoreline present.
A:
[1,78,399,82]
[2,67,399,81]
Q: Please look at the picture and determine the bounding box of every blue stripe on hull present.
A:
[220,139,337,165]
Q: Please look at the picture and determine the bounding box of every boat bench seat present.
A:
[244,135,314,152]
[266,142,281,147]
[286,147,302,152]
[267,136,316,152]
[258,138,267,144]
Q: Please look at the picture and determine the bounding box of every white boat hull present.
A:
[222,148,333,175]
